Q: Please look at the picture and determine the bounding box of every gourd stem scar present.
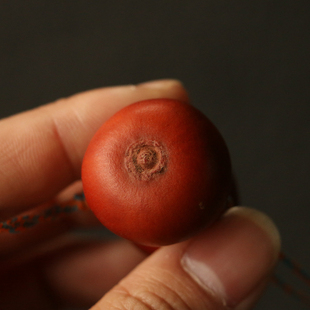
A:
[125,140,167,181]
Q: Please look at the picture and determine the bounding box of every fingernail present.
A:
[138,79,183,89]
[181,207,281,307]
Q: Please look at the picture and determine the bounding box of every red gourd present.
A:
[82,98,232,246]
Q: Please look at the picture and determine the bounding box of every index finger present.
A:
[0,80,188,219]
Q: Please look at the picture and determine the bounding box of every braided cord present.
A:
[0,193,87,233]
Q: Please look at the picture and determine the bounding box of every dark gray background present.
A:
[0,1,309,309]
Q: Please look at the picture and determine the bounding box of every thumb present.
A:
[91,207,281,310]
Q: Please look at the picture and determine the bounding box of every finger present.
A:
[0,236,147,310]
[42,238,147,308]
[90,207,280,310]
[0,79,188,218]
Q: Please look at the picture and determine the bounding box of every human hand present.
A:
[0,80,280,310]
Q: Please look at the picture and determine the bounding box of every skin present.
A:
[0,80,280,310]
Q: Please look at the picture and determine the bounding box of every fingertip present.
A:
[137,79,189,103]
[181,206,281,307]
[226,207,281,261]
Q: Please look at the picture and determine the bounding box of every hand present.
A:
[0,79,280,310]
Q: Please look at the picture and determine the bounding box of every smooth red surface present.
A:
[82,99,232,246]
